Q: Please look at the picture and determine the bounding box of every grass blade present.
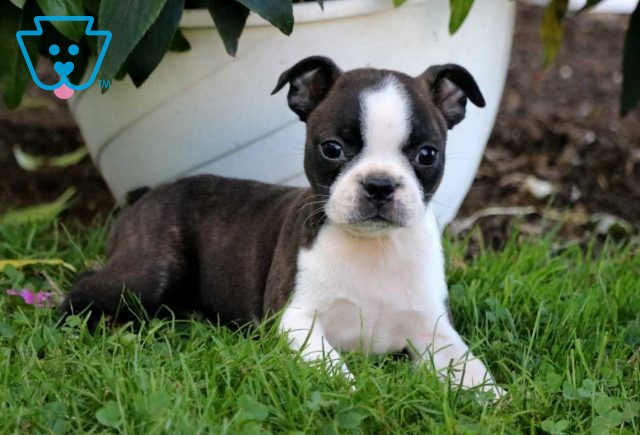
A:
[0,187,76,225]
[0,258,76,272]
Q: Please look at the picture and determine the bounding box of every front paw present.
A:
[461,369,507,403]
[325,359,355,384]
[299,350,355,385]
[477,383,507,403]
[441,358,506,402]
[321,359,355,391]
[338,363,355,384]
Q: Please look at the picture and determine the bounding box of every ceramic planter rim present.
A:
[72,0,515,227]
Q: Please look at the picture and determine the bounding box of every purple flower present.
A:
[6,289,55,308]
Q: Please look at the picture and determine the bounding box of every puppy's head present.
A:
[272,56,485,236]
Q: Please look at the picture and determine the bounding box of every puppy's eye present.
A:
[416,146,439,166]
[320,141,344,160]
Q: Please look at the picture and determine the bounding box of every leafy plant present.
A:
[0,0,638,115]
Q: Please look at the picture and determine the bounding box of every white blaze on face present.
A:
[326,76,426,230]
[360,76,411,158]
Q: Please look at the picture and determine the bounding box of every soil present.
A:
[1,3,638,242]
[458,4,640,247]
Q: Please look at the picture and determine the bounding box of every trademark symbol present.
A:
[99,80,111,89]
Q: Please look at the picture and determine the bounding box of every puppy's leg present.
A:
[408,312,504,397]
[412,209,503,397]
[280,305,353,380]
[62,259,181,328]
[61,204,188,328]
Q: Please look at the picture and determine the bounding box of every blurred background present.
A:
[1,2,638,246]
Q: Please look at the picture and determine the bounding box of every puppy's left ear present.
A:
[417,64,485,129]
[271,56,342,122]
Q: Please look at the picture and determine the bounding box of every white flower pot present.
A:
[69,0,515,227]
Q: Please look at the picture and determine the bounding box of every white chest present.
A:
[290,210,448,354]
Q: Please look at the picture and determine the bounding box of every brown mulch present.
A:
[0,65,113,222]
[458,4,640,246]
[1,3,638,243]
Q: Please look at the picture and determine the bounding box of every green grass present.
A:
[0,220,638,434]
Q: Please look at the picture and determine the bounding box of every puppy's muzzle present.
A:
[362,177,398,208]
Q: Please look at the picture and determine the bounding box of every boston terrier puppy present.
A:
[63,56,503,396]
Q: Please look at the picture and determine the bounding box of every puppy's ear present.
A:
[271,56,342,122]
[417,64,485,129]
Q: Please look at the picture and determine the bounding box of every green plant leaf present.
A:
[98,0,169,81]
[553,419,570,432]
[0,1,38,109]
[68,43,89,85]
[96,401,122,428]
[594,395,618,416]
[169,28,191,52]
[0,322,16,340]
[0,259,76,272]
[237,395,270,421]
[540,0,568,67]
[10,0,26,8]
[207,0,250,56]
[540,418,570,434]
[622,400,640,421]
[392,0,408,7]
[35,0,84,40]
[621,1,640,116]
[578,0,605,12]
[36,21,89,85]
[562,380,580,400]
[578,378,596,398]
[592,409,624,430]
[12,145,88,171]
[306,391,337,411]
[147,391,171,414]
[1,265,24,282]
[115,65,127,80]
[0,187,76,225]
[236,0,293,35]
[448,0,474,34]
[126,0,184,87]
[83,0,100,15]
[335,410,366,429]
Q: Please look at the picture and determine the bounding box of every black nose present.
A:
[362,177,397,206]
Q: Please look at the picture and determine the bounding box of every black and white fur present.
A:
[62,56,503,396]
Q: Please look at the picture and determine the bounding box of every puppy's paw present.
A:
[325,360,356,391]
[328,361,355,382]
[340,367,357,392]
[339,363,355,381]
[461,365,507,403]
[477,383,507,404]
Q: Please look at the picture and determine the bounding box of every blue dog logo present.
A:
[16,16,111,100]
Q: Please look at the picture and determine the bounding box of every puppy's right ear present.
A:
[271,56,341,122]
[417,64,485,129]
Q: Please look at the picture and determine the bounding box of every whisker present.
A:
[302,206,327,227]
[296,200,328,215]
[315,183,333,191]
